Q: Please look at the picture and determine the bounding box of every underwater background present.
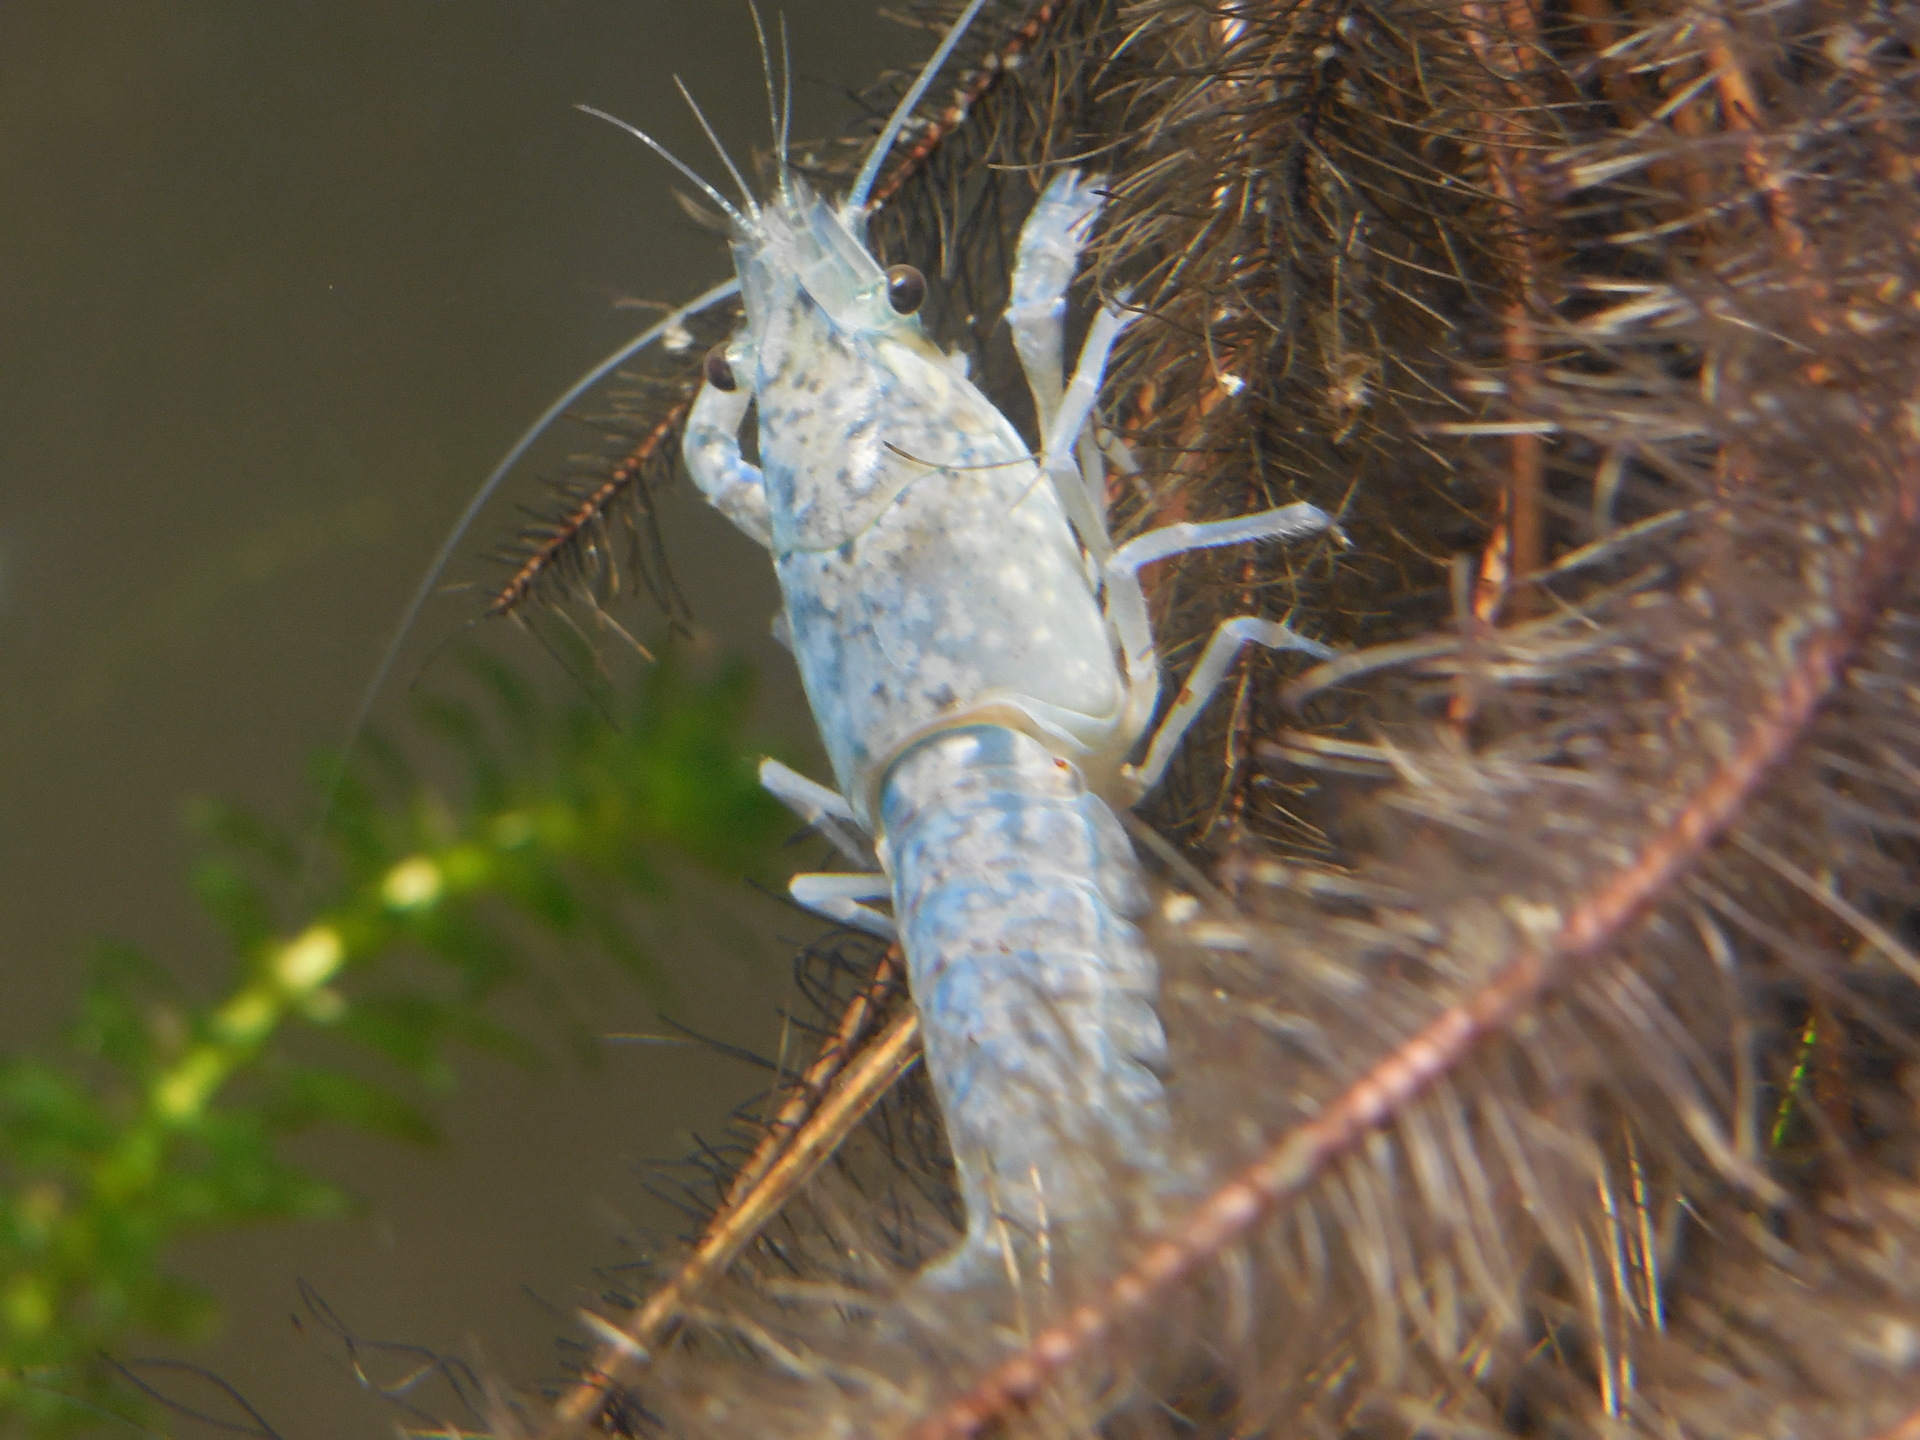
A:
[0,2,913,1431]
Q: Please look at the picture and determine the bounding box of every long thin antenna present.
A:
[576,105,751,232]
[778,14,794,203]
[845,0,993,216]
[671,77,758,217]
[303,276,742,885]
[747,4,791,207]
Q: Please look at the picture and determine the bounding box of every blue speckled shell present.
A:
[881,726,1166,1255]
[752,262,1122,820]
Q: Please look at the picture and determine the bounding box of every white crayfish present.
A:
[587,0,1333,1280]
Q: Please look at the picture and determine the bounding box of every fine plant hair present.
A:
[483,299,740,657]
[434,1,1920,1438]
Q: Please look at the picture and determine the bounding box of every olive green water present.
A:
[0,4,921,1431]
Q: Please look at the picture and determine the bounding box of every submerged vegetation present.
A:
[0,652,786,1434]
[7,0,1920,1436]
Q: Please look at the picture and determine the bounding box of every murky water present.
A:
[0,3,921,1431]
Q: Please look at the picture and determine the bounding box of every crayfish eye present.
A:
[885,263,927,315]
[703,344,738,392]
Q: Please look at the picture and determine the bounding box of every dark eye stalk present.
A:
[885,263,927,315]
[704,344,737,392]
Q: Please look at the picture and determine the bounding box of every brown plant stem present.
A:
[1461,0,1547,632]
[721,948,906,1211]
[539,962,920,1440]
[1702,14,1816,290]
[489,400,691,622]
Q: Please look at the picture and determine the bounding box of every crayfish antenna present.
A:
[843,0,991,222]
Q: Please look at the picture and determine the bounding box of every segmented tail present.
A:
[880,725,1167,1278]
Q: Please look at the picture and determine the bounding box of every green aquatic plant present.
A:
[0,650,787,1434]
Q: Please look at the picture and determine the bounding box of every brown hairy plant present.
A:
[461,2,1920,1436]
[482,300,744,662]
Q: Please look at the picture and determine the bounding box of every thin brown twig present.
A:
[539,980,921,1440]
[488,402,690,621]
[721,949,905,1212]
[1564,0,1651,127]
[1701,13,1815,285]
[1459,0,1547,649]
